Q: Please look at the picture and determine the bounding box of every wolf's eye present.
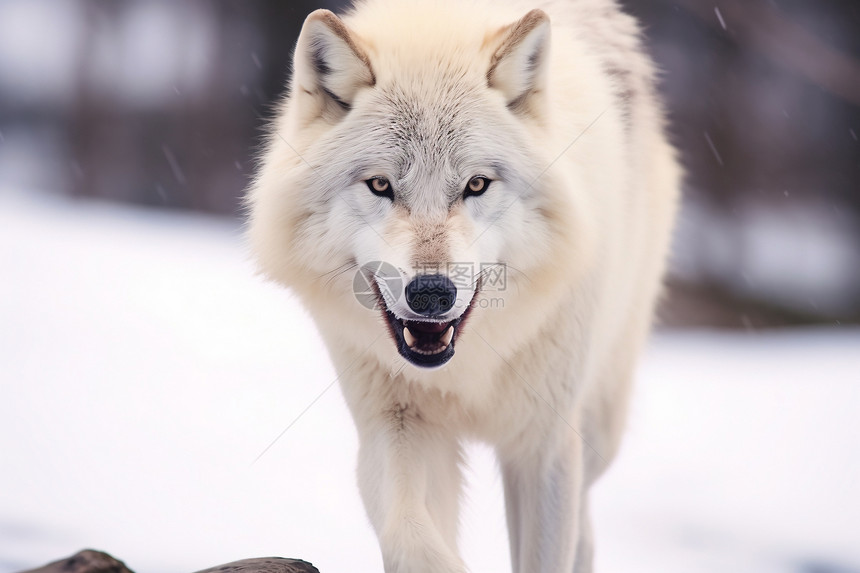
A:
[366,177,394,199]
[464,176,490,198]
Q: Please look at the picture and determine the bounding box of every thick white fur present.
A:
[246,0,680,571]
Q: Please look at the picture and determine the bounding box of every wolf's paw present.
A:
[381,525,467,573]
[383,558,467,573]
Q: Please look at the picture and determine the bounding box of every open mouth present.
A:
[376,285,477,369]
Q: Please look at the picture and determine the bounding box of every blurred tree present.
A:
[66,0,328,214]
[621,0,860,325]
[1,0,857,325]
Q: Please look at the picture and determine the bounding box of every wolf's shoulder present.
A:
[542,0,653,72]
[542,0,661,121]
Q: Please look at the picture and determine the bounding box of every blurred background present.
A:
[1,1,859,573]
[1,0,858,328]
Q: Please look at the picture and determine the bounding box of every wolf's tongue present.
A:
[406,320,449,334]
[403,325,454,350]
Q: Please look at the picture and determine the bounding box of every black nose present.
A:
[405,274,457,316]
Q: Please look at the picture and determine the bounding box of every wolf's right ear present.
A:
[292,10,375,119]
[487,9,551,112]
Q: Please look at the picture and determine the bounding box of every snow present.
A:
[1,190,858,573]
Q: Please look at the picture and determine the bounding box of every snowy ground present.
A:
[1,190,858,573]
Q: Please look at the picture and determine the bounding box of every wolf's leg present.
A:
[356,406,466,573]
[573,494,594,573]
[501,427,583,573]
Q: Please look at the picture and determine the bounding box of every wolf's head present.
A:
[247,3,593,372]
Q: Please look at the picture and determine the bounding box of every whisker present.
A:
[322,260,359,288]
[502,263,532,284]
[316,259,357,281]
[469,262,507,289]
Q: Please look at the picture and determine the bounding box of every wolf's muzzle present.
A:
[372,272,478,369]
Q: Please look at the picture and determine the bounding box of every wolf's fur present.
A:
[246,0,679,571]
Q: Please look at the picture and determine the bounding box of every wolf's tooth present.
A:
[440,325,454,346]
[403,327,417,348]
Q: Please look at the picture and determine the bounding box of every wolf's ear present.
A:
[293,9,375,118]
[487,9,551,110]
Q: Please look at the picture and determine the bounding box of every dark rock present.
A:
[17,552,321,573]
[17,549,133,573]
[193,558,320,573]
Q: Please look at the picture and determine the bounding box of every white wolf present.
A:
[246,0,679,570]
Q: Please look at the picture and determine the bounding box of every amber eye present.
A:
[464,176,490,198]
[367,177,393,199]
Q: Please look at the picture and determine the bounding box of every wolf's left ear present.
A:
[293,9,375,118]
[487,9,551,110]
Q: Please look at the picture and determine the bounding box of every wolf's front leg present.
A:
[501,427,584,573]
[356,405,466,573]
